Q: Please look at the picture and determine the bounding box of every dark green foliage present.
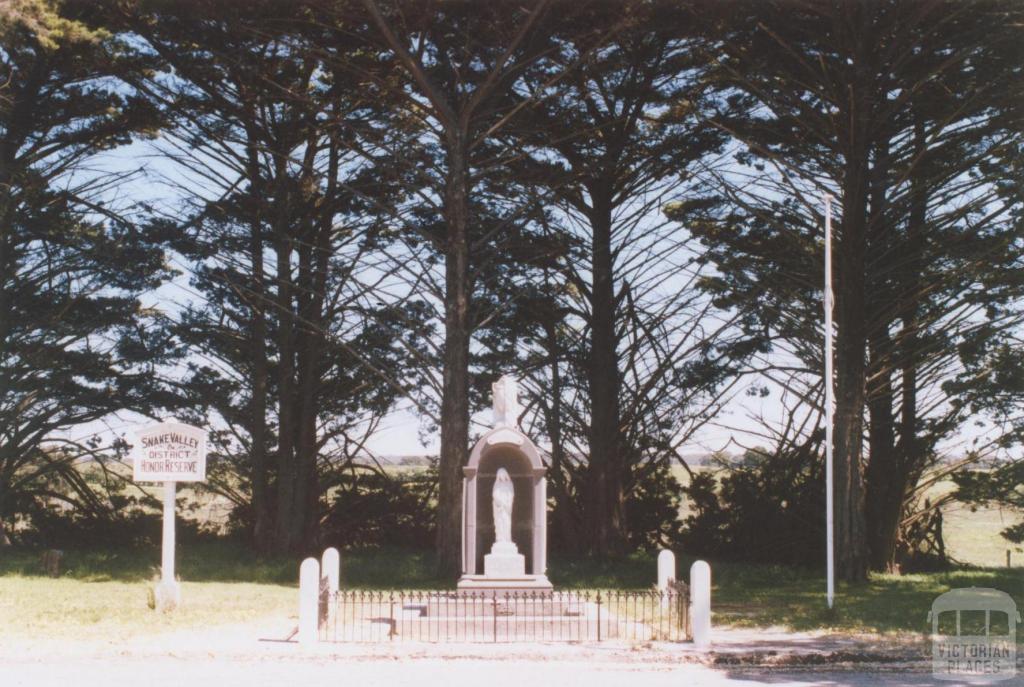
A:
[547,460,687,555]
[624,463,687,552]
[16,502,183,551]
[126,0,432,554]
[683,0,1024,576]
[502,0,756,558]
[947,341,1024,451]
[680,452,825,567]
[0,0,174,539]
[7,455,223,550]
[682,453,951,572]
[322,468,437,550]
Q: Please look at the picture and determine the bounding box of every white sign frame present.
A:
[132,420,207,483]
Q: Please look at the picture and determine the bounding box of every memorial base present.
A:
[484,541,525,577]
[456,574,553,597]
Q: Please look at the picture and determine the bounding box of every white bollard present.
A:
[321,547,340,629]
[298,557,320,645]
[657,549,676,608]
[690,560,712,649]
[322,547,340,594]
[657,549,676,591]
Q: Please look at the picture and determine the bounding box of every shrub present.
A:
[625,462,686,551]
[680,448,825,567]
[321,468,437,549]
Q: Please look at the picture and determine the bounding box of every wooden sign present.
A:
[132,420,207,483]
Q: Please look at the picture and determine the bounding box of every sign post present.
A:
[162,480,177,599]
[133,418,207,611]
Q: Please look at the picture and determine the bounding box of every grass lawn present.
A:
[550,553,1024,639]
[0,543,295,641]
[709,562,1024,638]
[3,541,1022,642]
[0,577,296,641]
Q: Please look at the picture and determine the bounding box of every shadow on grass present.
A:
[0,543,447,587]
[0,542,294,584]
[548,551,654,588]
[711,560,1024,638]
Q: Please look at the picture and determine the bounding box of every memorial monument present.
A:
[457,375,552,593]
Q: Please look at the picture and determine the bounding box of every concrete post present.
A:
[155,481,181,611]
[658,549,676,609]
[657,549,676,591]
[690,560,711,649]
[298,557,320,645]
[321,547,340,630]
[321,547,340,593]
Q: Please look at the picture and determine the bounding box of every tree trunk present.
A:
[585,191,628,558]
[249,239,271,553]
[272,185,299,554]
[295,331,319,552]
[437,135,472,578]
[293,240,318,553]
[864,131,905,573]
[892,113,929,565]
[833,151,870,583]
[864,113,928,573]
[243,130,271,554]
[543,317,580,552]
[865,328,904,572]
[293,140,337,552]
[830,12,873,583]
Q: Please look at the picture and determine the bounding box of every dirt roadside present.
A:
[0,615,933,671]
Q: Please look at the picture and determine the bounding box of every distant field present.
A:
[937,492,1019,568]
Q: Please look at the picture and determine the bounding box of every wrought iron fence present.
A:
[320,586,690,643]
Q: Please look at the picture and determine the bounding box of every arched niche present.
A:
[461,427,547,577]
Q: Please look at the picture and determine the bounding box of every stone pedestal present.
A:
[461,539,550,595]
[484,542,525,577]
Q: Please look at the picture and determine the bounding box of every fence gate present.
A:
[320,588,690,643]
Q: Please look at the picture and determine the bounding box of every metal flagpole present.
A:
[824,193,835,610]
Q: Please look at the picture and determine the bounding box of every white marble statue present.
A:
[492,468,514,544]
[492,375,520,429]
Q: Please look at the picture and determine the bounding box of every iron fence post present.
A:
[389,591,395,641]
